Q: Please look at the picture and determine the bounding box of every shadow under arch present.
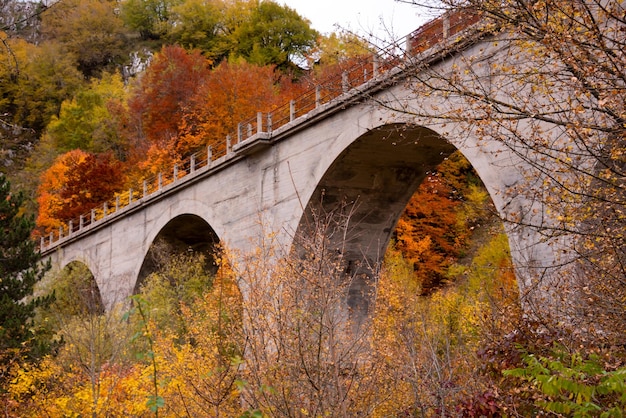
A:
[55,260,104,315]
[293,123,468,317]
[135,214,221,293]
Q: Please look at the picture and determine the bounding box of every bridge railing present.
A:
[39,8,483,253]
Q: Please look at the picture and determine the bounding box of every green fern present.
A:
[503,346,626,417]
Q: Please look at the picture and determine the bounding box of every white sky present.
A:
[281,0,435,44]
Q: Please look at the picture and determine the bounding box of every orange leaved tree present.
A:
[178,60,300,158]
[36,150,124,235]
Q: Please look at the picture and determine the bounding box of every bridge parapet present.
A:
[39,9,485,255]
[407,7,482,54]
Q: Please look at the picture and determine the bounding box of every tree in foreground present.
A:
[0,173,52,379]
[395,0,626,340]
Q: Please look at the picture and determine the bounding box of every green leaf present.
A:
[147,395,165,412]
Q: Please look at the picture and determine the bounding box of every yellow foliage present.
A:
[372,231,517,415]
[135,252,244,416]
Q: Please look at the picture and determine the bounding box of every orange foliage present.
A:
[394,153,481,294]
[395,173,461,293]
[178,60,301,157]
[36,150,124,235]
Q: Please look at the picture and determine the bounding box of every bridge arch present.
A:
[134,199,222,293]
[57,252,98,279]
[53,252,107,307]
[293,121,512,316]
[54,260,105,315]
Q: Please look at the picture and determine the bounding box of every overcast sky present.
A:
[281,0,435,43]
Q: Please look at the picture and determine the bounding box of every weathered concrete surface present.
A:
[43,37,570,313]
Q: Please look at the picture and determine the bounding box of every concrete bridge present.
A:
[40,12,573,313]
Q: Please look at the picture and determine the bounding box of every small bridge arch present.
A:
[52,260,105,315]
[135,212,222,293]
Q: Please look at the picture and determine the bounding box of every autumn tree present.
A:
[123,45,210,177]
[374,230,519,416]
[44,72,129,157]
[7,261,148,418]
[0,32,83,205]
[36,150,124,234]
[167,0,225,54]
[0,34,83,135]
[41,0,129,77]
[230,0,318,71]
[10,40,84,134]
[393,151,490,294]
[306,31,372,69]
[178,59,297,158]
[238,208,390,416]
[120,0,180,41]
[392,0,626,339]
[134,250,244,416]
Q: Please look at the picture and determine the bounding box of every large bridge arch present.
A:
[50,250,109,308]
[292,121,510,315]
[284,104,546,316]
[296,123,457,254]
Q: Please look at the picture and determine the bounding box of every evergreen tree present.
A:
[0,173,52,362]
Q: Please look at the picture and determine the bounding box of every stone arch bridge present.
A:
[40,12,571,312]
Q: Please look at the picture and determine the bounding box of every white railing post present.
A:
[103,202,108,216]
[129,189,133,205]
[80,214,84,229]
[68,220,73,235]
[40,236,45,250]
[116,195,120,211]
[373,55,379,77]
[143,180,147,197]
[247,123,252,138]
[190,154,196,173]
[173,164,178,181]
[91,209,95,224]
[237,123,242,143]
[267,113,272,133]
[59,226,63,239]
[342,71,349,92]
[158,173,162,190]
[207,146,213,164]
[49,232,53,246]
[315,86,321,107]
[227,135,232,153]
[257,112,263,133]
[290,100,295,122]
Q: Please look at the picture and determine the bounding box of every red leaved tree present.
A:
[123,45,211,179]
